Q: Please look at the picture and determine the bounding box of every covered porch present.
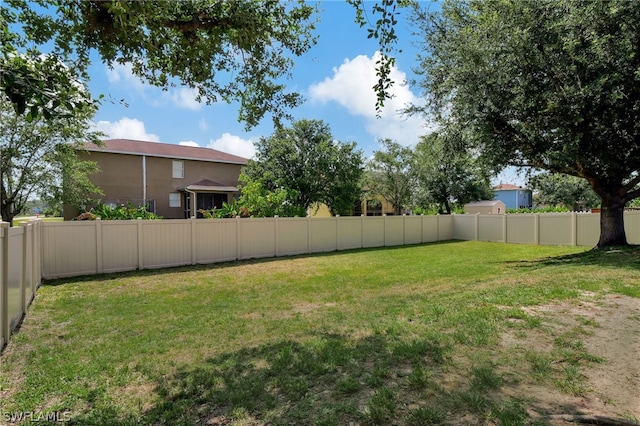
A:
[182,179,239,218]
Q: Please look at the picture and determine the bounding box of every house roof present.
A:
[465,200,506,207]
[492,183,527,191]
[184,179,239,193]
[83,139,248,165]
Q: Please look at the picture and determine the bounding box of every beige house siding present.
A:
[65,139,246,219]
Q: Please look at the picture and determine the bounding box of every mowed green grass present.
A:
[1,241,639,425]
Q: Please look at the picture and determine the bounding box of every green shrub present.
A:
[90,202,161,220]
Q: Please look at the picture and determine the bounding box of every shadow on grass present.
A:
[69,332,453,426]
[63,331,606,426]
[507,245,640,271]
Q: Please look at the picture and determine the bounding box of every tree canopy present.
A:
[2,0,318,127]
[413,0,640,246]
[413,131,493,214]
[0,95,103,224]
[2,0,410,126]
[239,119,364,217]
[365,139,415,215]
[529,172,600,212]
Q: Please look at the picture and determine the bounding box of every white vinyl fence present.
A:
[39,211,640,280]
[40,215,454,279]
[2,211,640,351]
[0,221,42,351]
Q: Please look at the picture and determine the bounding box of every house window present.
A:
[169,193,181,208]
[172,160,184,178]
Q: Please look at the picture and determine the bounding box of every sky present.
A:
[85,1,523,185]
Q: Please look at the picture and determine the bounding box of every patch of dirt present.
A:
[501,294,640,424]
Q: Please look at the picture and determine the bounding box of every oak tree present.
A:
[240,119,364,216]
[413,0,640,246]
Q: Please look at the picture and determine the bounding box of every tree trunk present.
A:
[597,197,627,247]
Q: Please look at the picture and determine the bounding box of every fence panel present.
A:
[337,217,363,251]
[385,216,405,246]
[363,217,385,248]
[23,224,34,311]
[576,214,600,247]
[238,218,276,260]
[101,221,139,273]
[625,211,640,244]
[141,220,192,268]
[8,228,24,332]
[309,218,338,253]
[42,222,97,278]
[452,215,476,241]
[478,215,504,242]
[0,225,5,349]
[539,214,573,246]
[195,219,238,263]
[420,216,438,243]
[506,215,537,244]
[405,216,423,245]
[437,215,454,241]
[277,218,309,256]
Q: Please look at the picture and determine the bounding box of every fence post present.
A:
[137,218,144,270]
[403,214,407,245]
[502,214,508,244]
[436,214,440,242]
[22,223,29,313]
[191,217,197,265]
[335,215,340,251]
[307,215,312,254]
[1,222,9,350]
[274,216,279,257]
[572,212,577,246]
[383,214,388,246]
[236,216,241,261]
[31,221,39,294]
[361,214,365,248]
[475,213,480,241]
[534,214,540,245]
[96,218,103,274]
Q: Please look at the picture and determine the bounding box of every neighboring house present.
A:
[464,200,506,215]
[65,139,247,220]
[307,198,397,217]
[492,183,532,210]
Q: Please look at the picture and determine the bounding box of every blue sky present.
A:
[86,1,523,185]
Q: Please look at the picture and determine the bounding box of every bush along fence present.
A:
[2,211,640,352]
[1,221,42,352]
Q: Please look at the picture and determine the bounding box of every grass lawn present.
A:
[1,241,639,425]
[11,216,63,227]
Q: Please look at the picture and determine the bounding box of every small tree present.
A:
[413,131,493,214]
[366,139,415,215]
[0,90,103,224]
[529,172,600,211]
[240,119,364,216]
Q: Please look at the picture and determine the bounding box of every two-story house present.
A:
[65,139,247,220]
[492,183,532,210]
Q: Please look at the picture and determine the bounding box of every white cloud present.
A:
[165,88,202,111]
[105,63,202,110]
[199,118,208,131]
[308,52,431,146]
[105,63,147,91]
[179,140,200,147]
[94,117,160,142]
[207,133,256,159]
